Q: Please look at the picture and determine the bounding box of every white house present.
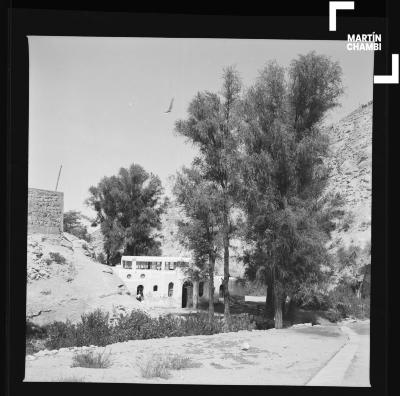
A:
[114,255,246,308]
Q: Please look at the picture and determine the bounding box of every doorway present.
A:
[182,281,193,308]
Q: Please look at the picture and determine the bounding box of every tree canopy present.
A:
[239,53,344,327]
[86,163,167,264]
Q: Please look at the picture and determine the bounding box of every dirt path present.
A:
[25,324,348,385]
[306,320,370,387]
[341,321,370,386]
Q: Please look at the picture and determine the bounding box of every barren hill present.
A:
[324,101,372,253]
[26,232,145,325]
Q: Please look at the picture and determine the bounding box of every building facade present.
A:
[114,256,245,308]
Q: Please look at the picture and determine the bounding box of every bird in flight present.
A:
[164,97,174,113]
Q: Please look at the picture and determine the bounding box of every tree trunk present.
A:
[265,274,274,318]
[274,284,284,329]
[223,211,231,329]
[208,255,215,323]
[193,280,199,309]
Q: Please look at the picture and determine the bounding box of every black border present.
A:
[6,8,390,396]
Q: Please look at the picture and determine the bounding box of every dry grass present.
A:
[138,353,200,379]
[71,349,112,368]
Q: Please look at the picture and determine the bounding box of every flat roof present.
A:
[121,256,191,262]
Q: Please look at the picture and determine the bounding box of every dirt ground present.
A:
[25,324,349,385]
[341,321,370,386]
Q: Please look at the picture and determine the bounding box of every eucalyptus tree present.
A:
[240,53,343,328]
[175,67,242,326]
[173,166,224,322]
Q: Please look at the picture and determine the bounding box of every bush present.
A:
[327,284,370,320]
[71,349,112,368]
[39,309,256,350]
[76,310,112,346]
[325,308,342,323]
[96,252,107,264]
[47,252,67,265]
[45,320,79,349]
[26,320,47,339]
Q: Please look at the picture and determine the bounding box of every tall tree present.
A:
[240,53,343,328]
[86,163,167,264]
[173,166,223,322]
[63,210,91,242]
[175,67,242,327]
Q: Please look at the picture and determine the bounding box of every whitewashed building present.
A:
[115,255,245,308]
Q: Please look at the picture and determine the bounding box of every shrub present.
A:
[75,310,112,347]
[47,252,67,265]
[138,356,171,379]
[325,308,342,323]
[45,320,79,349]
[138,353,199,379]
[26,320,47,339]
[71,349,111,368]
[41,309,256,350]
[164,354,199,370]
[96,252,107,264]
[327,284,370,320]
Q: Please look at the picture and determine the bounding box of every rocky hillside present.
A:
[27,232,145,325]
[324,101,372,253]
[323,101,372,286]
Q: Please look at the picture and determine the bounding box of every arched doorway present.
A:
[182,281,193,308]
[137,285,144,298]
[168,282,174,297]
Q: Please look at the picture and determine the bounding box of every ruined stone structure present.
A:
[28,188,64,234]
[115,256,245,308]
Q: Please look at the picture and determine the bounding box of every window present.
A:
[123,260,132,269]
[199,282,204,297]
[153,285,158,292]
[168,282,174,297]
[169,262,175,270]
[219,284,224,298]
[127,274,132,279]
[136,261,151,270]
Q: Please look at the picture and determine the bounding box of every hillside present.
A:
[324,101,372,252]
[323,101,372,287]
[27,232,145,325]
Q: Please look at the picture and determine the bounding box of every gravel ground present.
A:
[25,324,347,385]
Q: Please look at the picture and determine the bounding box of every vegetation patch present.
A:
[27,309,255,351]
[138,353,199,379]
[45,252,67,265]
[71,349,112,368]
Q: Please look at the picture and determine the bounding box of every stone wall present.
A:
[28,188,64,234]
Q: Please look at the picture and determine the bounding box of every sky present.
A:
[28,37,374,217]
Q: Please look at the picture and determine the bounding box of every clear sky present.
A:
[28,37,374,217]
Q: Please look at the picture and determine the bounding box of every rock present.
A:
[240,342,250,350]
[35,349,49,357]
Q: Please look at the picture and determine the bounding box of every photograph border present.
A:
[6,8,389,396]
